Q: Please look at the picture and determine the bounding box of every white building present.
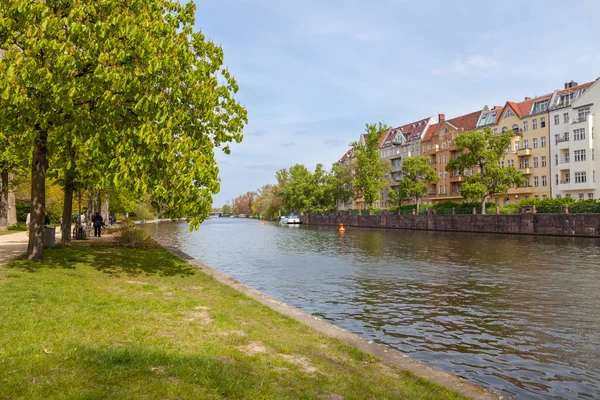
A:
[549,79,599,199]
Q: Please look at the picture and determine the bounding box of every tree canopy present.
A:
[396,156,438,213]
[0,0,247,258]
[351,122,390,208]
[446,128,526,214]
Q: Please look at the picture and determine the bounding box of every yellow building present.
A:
[476,95,552,204]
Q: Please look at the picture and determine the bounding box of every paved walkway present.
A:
[0,231,28,265]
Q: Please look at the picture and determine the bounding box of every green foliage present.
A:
[330,162,354,206]
[351,122,390,208]
[113,224,158,248]
[131,203,157,221]
[15,200,61,224]
[0,0,247,258]
[397,156,438,212]
[446,128,526,213]
[275,164,335,212]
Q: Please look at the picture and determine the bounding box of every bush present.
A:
[113,223,157,248]
[16,199,61,223]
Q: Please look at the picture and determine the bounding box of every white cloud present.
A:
[431,55,498,75]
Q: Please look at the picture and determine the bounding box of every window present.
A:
[564,113,569,123]
[533,138,538,148]
[534,176,539,187]
[501,160,505,168]
[542,176,547,186]
[574,128,586,141]
[532,100,549,114]
[578,107,590,122]
[555,154,558,165]
[523,139,529,149]
[506,109,515,117]
[439,171,442,179]
[515,141,520,151]
[575,171,587,183]
[523,121,528,131]
[542,195,548,199]
[554,115,560,125]
[532,119,537,129]
[540,117,546,128]
[557,194,561,198]
[443,155,447,163]
[574,149,586,162]
[444,170,448,178]
[423,145,426,152]
[502,126,508,133]
[565,152,570,163]
[579,193,584,200]
[541,136,546,147]
[541,156,547,167]
[493,128,498,134]
[567,194,572,198]
[589,193,594,200]
[533,157,538,168]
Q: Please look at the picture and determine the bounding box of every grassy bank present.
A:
[0,243,465,399]
[0,222,26,236]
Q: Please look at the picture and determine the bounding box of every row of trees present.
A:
[226,125,527,216]
[0,0,247,259]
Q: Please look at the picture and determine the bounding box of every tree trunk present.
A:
[87,191,93,232]
[27,130,48,261]
[61,178,74,245]
[481,197,487,215]
[101,189,110,224]
[0,171,8,231]
[8,174,17,227]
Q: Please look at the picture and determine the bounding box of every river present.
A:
[145,218,600,399]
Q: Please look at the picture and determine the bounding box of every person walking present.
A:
[92,212,103,237]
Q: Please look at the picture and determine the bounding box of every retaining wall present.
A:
[301,213,600,237]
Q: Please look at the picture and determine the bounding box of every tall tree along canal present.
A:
[146,218,600,399]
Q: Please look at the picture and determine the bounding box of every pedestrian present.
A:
[26,212,31,236]
[92,212,103,237]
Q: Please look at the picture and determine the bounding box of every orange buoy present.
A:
[339,223,345,232]
[260,220,265,225]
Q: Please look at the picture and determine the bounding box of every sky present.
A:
[192,0,600,206]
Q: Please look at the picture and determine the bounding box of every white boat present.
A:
[286,214,301,224]
[279,216,289,223]
[239,214,246,218]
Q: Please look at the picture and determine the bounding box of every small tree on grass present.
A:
[351,122,390,208]
[446,128,526,214]
[396,156,438,213]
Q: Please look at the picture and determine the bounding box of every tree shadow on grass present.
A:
[12,343,278,399]
[5,243,197,278]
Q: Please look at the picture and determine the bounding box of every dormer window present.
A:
[532,100,549,114]
[506,109,515,118]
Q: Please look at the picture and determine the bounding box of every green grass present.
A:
[0,243,465,400]
[0,222,26,236]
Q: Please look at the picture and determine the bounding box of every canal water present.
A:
[145,218,600,399]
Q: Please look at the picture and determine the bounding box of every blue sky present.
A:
[194,0,600,206]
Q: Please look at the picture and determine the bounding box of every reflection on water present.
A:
[146,219,600,399]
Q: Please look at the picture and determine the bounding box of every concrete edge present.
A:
[161,243,505,400]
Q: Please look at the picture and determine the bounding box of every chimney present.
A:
[569,80,578,88]
[438,113,445,122]
[524,97,531,101]
[565,82,569,90]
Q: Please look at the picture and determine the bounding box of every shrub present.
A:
[113,223,157,248]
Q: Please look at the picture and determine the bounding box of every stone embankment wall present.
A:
[301,213,600,237]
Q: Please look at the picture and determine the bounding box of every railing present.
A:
[556,137,569,144]
[572,117,588,124]
[560,180,570,184]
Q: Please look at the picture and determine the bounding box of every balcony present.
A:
[512,185,534,194]
[519,168,532,175]
[449,175,463,183]
[516,148,532,157]
[513,128,522,136]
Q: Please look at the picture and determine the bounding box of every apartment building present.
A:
[421,111,482,203]
[478,95,553,204]
[378,116,437,208]
[549,79,599,200]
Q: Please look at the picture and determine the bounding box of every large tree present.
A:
[351,122,390,208]
[446,127,526,214]
[0,0,246,259]
[396,156,438,213]
[330,162,353,210]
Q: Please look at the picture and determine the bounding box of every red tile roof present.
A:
[422,110,480,141]
[557,81,595,94]
[379,117,431,148]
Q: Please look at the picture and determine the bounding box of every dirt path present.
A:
[0,231,28,265]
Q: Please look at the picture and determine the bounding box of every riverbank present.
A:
[303,213,600,237]
[0,241,480,399]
